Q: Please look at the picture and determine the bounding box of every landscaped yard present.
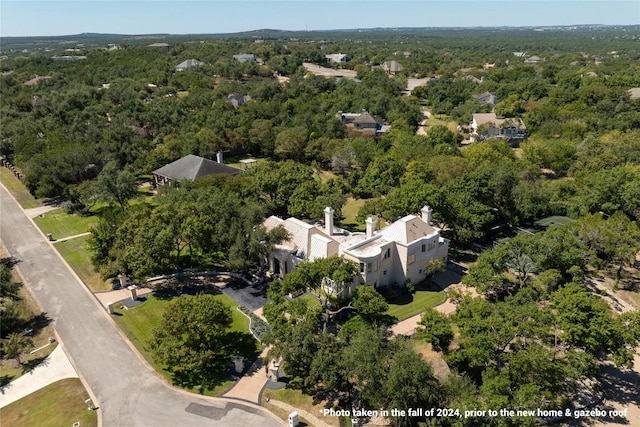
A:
[0,168,42,209]
[113,292,258,396]
[0,378,97,427]
[33,209,98,240]
[340,196,367,232]
[54,235,110,292]
[385,289,446,321]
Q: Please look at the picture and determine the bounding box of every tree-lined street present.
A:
[0,184,283,427]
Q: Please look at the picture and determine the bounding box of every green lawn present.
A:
[113,292,257,396]
[263,388,339,427]
[0,168,42,209]
[54,235,110,292]
[385,290,446,321]
[0,378,97,427]
[33,209,98,240]
[340,197,367,232]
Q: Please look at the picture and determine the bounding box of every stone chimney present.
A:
[421,205,433,225]
[365,217,376,239]
[324,206,334,236]
[216,151,223,163]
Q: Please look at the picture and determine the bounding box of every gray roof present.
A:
[382,60,403,72]
[175,59,203,70]
[352,110,380,125]
[472,91,499,105]
[152,154,239,181]
[233,53,255,62]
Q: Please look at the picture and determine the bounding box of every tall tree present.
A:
[94,161,138,211]
[149,294,234,388]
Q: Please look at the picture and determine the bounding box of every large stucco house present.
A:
[264,206,449,298]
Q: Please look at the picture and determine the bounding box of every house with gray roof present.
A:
[233,53,261,63]
[325,53,351,63]
[336,109,389,135]
[152,154,240,186]
[227,94,252,108]
[381,60,403,75]
[175,59,204,71]
[472,91,499,106]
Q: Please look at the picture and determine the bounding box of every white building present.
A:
[264,206,449,298]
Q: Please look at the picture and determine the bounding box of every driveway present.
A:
[0,184,284,427]
[222,279,269,311]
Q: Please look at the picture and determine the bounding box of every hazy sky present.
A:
[1,1,638,37]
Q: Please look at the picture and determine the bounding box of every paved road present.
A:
[0,184,283,427]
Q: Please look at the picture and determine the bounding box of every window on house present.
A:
[367,262,373,272]
[408,254,416,265]
[384,248,391,259]
[421,244,426,252]
[360,263,365,273]
[383,270,387,276]
[428,242,436,251]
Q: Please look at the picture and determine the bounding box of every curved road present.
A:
[0,185,283,427]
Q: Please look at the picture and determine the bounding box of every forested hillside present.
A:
[2,27,640,426]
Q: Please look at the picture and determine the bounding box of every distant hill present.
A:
[1,24,638,52]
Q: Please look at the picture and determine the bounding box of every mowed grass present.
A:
[54,235,110,292]
[33,208,98,240]
[0,378,97,427]
[340,197,367,232]
[385,290,446,321]
[113,292,256,396]
[425,114,458,134]
[0,168,42,209]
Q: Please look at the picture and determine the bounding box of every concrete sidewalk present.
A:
[222,346,270,403]
[0,345,78,408]
[94,287,153,310]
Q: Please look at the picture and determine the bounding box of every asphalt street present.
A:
[0,184,283,427]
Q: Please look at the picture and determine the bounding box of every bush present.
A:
[405,279,415,294]
[238,305,272,342]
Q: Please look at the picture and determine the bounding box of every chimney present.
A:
[324,206,334,236]
[365,217,376,239]
[216,151,223,163]
[421,205,432,225]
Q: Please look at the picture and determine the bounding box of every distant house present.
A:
[472,91,499,106]
[336,110,389,135]
[51,56,86,62]
[381,60,403,75]
[264,205,449,297]
[524,55,542,64]
[393,51,411,58]
[471,113,526,144]
[628,88,640,100]
[23,75,51,86]
[513,52,527,57]
[233,53,260,63]
[462,75,483,84]
[147,43,171,49]
[227,94,252,108]
[175,59,204,71]
[325,53,351,63]
[152,153,240,186]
